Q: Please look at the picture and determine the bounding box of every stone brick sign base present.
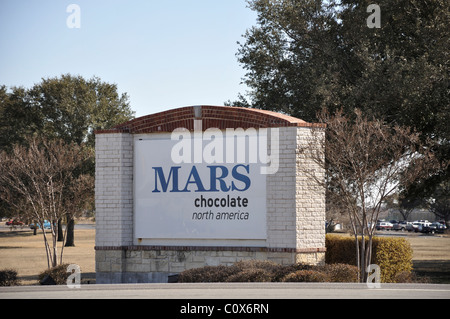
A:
[95,246,326,283]
[95,106,326,284]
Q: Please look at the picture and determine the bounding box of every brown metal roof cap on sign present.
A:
[94,105,326,134]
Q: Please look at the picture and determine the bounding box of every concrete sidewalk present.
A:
[1,283,450,299]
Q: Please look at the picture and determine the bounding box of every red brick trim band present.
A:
[95,245,326,253]
[95,105,326,134]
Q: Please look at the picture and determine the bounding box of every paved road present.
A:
[1,283,449,299]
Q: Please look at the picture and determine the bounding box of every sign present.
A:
[134,134,267,240]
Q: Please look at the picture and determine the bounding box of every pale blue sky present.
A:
[0,0,257,117]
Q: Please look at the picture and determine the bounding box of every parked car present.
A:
[29,220,51,230]
[376,221,393,230]
[393,221,410,231]
[406,222,417,232]
[407,220,431,232]
[420,222,447,234]
[5,219,25,226]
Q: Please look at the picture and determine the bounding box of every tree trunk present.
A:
[360,235,366,283]
[65,218,75,247]
[366,236,374,279]
[52,240,58,267]
[57,218,64,242]
[42,231,51,269]
[354,234,360,282]
[51,223,58,268]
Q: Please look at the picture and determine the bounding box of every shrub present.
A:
[38,264,73,285]
[325,234,413,283]
[0,269,20,286]
[178,265,237,283]
[372,237,413,283]
[325,235,357,265]
[271,263,313,282]
[233,260,280,273]
[282,270,329,282]
[322,263,359,283]
[178,260,358,283]
[226,268,273,282]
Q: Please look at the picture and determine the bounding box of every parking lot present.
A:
[375,219,448,234]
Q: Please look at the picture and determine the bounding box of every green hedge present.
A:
[325,234,413,283]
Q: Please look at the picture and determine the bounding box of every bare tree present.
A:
[0,137,93,268]
[299,109,444,282]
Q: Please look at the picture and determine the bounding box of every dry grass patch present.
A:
[0,229,95,285]
[406,234,450,284]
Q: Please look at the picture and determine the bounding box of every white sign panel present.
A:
[134,134,267,240]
